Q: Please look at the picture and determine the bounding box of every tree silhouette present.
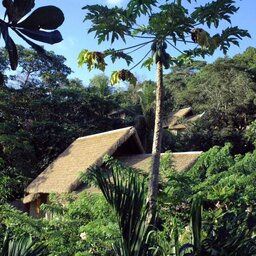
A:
[0,0,64,70]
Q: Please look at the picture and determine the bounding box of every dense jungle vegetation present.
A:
[0,44,255,255]
[0,0,255,254]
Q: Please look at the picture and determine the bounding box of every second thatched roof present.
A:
[118,151,202,173]
[163,107,204,130]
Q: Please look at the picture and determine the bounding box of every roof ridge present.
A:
[76,126,133,141]
[119,151,203,156]
[170,151,203,155]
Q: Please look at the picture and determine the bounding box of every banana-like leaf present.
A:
[0,23,18,70]
[16,6,64,30]
[16,28,63,44]
[190,193,203,253]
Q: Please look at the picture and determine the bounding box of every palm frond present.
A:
[0,232,47,256]
[88,156,153,256]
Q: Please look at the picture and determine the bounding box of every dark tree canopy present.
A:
[164,47,256,154]
[0,47,124,203]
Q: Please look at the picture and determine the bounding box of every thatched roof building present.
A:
[23,126,201,217]
[163,107,204,134]
[25,126,144,195]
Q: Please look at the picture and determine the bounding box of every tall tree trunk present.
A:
[147,61,163,224]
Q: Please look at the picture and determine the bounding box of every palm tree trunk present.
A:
[147,61,163,224]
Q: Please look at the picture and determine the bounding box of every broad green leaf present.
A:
[127,0,157,17]
[105,49,133,66]
[83,5,134,44]
[192,0,239,28]
[216,26,251,54]
[141,57,153,71]
[149,3,193,39]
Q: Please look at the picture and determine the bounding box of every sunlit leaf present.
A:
[78,49,106,71]
[110,71,120,85]
[141,57,153,71]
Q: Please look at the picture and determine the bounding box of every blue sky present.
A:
[0,0,255,86]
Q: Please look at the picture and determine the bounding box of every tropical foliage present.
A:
[79,0,250,222]
[87,156,152,255]
[164,47,256,154]
[0,45,125,203]
[0,0,255,255]
[0,193,119,256]
[0,232,47,256]
[1,140,256,255]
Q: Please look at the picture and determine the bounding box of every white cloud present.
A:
[106,0,123,6]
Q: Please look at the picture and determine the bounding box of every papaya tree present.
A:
[0,0,64,70]
[79,0,250,224]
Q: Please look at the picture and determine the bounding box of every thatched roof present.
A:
[163,107,204,131]
[169,124,187,130]
[25,127,144,195]
[118,152,202,173]
[163,107,192,128]
[173,107,192,118]
[23,126,202,204]
[23,193,40,204]
[187,113,205,123]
